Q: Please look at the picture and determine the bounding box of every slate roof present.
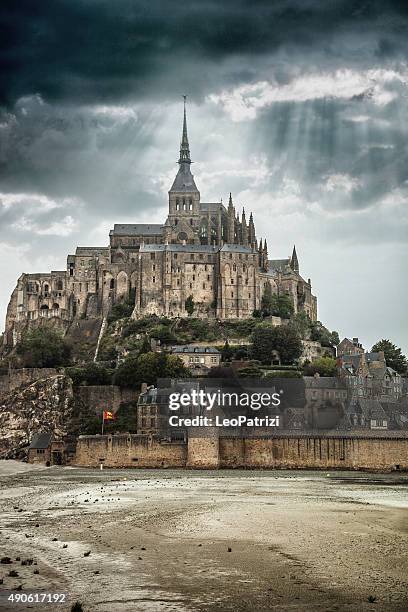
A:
[220,244,253,253]
[111,224,164,236]
[304,376,346,389]
[200,202,226,213]
[356,398,388,420]
[268,258,291,272]
[75,247,109,256]
[140,244,218,253]
[29,433,52,449]
[172,345,220,354]
[170,165,198,192]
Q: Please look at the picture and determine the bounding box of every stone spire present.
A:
[179,95,191,165]
[227,193,235,243]
[169,96,198,194]
[290,245,299,273]
[241,208,248,246]
[248,212,256,248]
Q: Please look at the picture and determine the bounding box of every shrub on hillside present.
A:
[65,362,114,386]
[16,327,71,368]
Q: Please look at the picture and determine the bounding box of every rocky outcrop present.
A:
[0,375,74,458]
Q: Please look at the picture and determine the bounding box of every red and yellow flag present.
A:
[103,410,115,421]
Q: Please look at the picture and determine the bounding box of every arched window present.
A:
[52,303,59,310]
[40,304,49,310]
[43,284,49,295]
[110,278,115,290]
[189,199,193,210]
[175,198,179,210]
[56,280,63,291]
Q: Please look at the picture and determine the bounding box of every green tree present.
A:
[185,295,195,316]
[113,352,190,388]
[17,327,71,368]
[271,294,294,319]
[304,356,337,377]
[261,281,274,316]
[310,321,339,347]
[107,298,134,323]
[250,324,277,364]
[139,334,151,354]
[65,362,113,386]
[371,339,408,375]
[250,323,302,365]
[272,325,303,364]
[289,312,311,339]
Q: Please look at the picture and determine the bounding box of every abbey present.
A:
[3,102,317,347]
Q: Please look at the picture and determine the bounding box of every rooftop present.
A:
[172,345,220,354]
[111,224,164,236]
[29,432,52,450]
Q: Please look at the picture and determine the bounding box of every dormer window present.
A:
[175,198,180,210]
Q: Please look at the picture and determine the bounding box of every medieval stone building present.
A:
[3,101,317,347]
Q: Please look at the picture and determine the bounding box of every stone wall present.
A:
[74,434,187,468]
[74,433,408,471]
[0,368,59,398]
[218,436,408,471]
[76,385,135,415]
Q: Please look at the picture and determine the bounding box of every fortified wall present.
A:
[0,368,59,398]
[74,432,408,471]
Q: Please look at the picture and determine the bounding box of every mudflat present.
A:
[0,462,407,611]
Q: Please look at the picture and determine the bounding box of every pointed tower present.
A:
[168,96,200,234]
[227,193,235,243]
[241,208,248,246]
[263,239,269,271]
[248,212,256,249]
[290,245,299,274]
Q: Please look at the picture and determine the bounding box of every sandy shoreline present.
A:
[0,462,407,611]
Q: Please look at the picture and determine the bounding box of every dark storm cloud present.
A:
[1,0,408,106]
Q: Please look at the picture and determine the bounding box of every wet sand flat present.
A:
[0,462,407,611]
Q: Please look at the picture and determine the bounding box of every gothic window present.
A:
[231,291,234,298]
[189,198,193,210]
[175,218,178,225]
[110,279,115,290]
[207,275,210,281]
[176,199,179,210]
[40,304,49,310]
[152,264,156,271]
[190,218,193,225]
[182,197,186,210]
[153,276,156,283]
[56,280,63,290]
[193,275,195,281]
[233,264,237,271]
[52,303,59,310]
[231,279,234,284]
[203,283,206,289]
[43,284,49,295]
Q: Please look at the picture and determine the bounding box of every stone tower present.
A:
[167,97,201,242]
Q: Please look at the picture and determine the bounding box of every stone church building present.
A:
[3,102,317,347]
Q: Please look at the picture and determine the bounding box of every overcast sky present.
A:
[1,1,407,353]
